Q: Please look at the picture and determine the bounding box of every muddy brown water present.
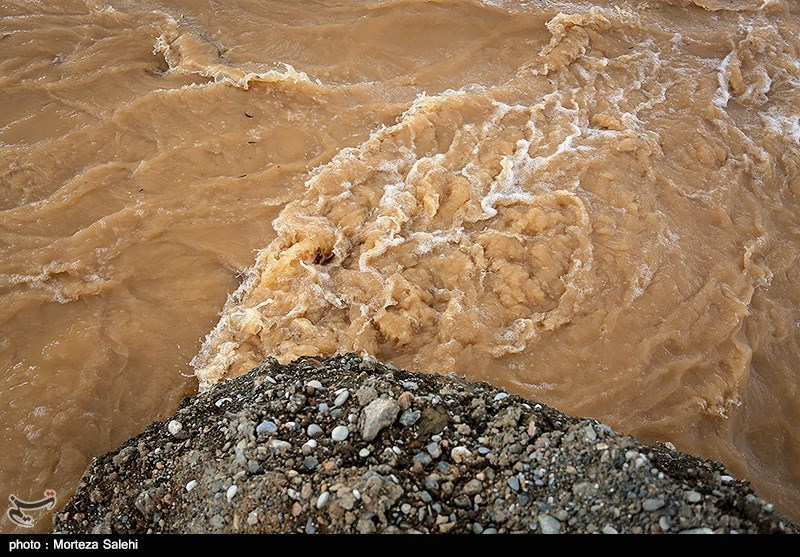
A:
[1,0,798,532]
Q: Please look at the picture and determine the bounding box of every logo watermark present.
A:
[5,490,57,528]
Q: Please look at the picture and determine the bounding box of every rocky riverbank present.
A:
[52,355,798,534]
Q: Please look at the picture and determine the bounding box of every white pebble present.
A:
[306,380,324,391]
[167,420,183,437]
[226,485,238,502]
[185,480,197,492]
[538,514,561,534]
[316,491,330,509]
[602,525,618,535]
[359,448,370,458]
[331,425,349,441]
[334,390,350,407]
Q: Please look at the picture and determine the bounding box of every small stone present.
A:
[426,442,441,458]
[477,447,490,455]
[334,390,350,407]
[306,424,323,438]
[185,480,197,492]
[507,476,520,491]
[305,518,316,534]
[584,425,597,442]
[472,523,484,534]
[303,456,319,470]
[527,420,537,437]
[247,511,258,526]
[538,514,561,534]
[451,446,472,463]
[463,479,482,496]
[318,403,329,412]
[398,392,414,411]
[413,452,432,466]
[643,498,665,512]
[659,516,671,531]
[482,527,498,534]
[720,475,734,483]
[256,421,278,435]
[400,380,419,390]
[686,490,702,503]
[359,448,370,458]
[332,425,349,441]
[493,392,508,401]
[306,379,324,391]
[226,485,238,502]
[679,527,714,534]
[167,420,184,437]
[361,398,400,442]
[268,439,291,453]
[602,525,618,535]
[399,409,421,426]
[355,385,378,406]
[421,491,433,504]
[401,503,412,514]
[316,491,330,509]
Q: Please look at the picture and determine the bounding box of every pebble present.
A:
[359,448,370,458]
[167,420,183,437]
[507,476,520,492]
[304,439,318,449]
[306,424,323,438]
[246,511,258,526]
[602,525,618,534]
[331,425,349,441]
[679,527,714,534]
[318,403,329,412]
[398,392,414,410]
[306,380,324,391]
[451,446,472,463]
[659,516,671,531]
[686,490,702,503]
[426,442,441,458]
[399,409,420,426]
[334,390,350,407]
[185,480,197,492]
[493,392,509,401]
[226,485,238,502]
[463,479,483,496]
[642,498,665,512]
[400,380,419,390]
[538,514,561,534]
[584,425,597,442]
[361,397,400,441]
[472,523,484,534]
[316,491,330,509]
[720,475,734,483]
[482,527,498,535]
[303,456,319,471]
[256,421,278,435]
[305,518,316,534]
[413,452,432,466]
[268,439,291,453]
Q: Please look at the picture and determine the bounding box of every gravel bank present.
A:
[52,355,798,534]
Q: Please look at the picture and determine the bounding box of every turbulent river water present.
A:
[1,0,798,532]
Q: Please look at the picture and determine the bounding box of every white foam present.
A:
[714,52,735,108]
